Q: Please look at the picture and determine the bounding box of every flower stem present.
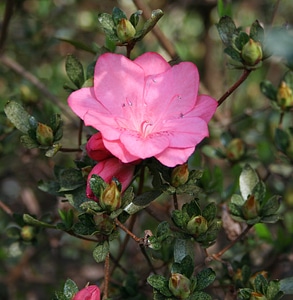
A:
[211,224,253,259]
[115,218,141,243]
[217,69,251,107]
[103,252,110,300]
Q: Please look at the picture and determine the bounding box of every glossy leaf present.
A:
[147,275,172,297]
[93,240,109,263]
[216,16,237,46]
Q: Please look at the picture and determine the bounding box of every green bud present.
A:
[226,138,245,161]
[171,163,189,187]
[21,225,36,241]
[100,180,122,211]
[116,18,136,43]
[36,122,54,146]
[242,195,260,219]
[241,39,263,66]
[168,273,191,299]
[277,81,293,109]
[186,215,208,236]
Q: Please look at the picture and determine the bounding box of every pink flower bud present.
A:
[116,18,136,42]
[86,157,135,200]
[86,132,113,161]
[241,39,263,66]
[100,180,122,211]
[242,195,260,219]
[226,138,245,161]
[72,285,100,300]
[186,215,208,236]
[36,122,54,146]
[277,81,293,109]
[168,273,191,299]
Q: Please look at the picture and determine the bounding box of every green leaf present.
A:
[254,274,268,295]
[216,16,237,46]
[251,181,266,203]
[89,174,107,199]
[195,268,216,291]
[93,240,109,263]
[112,7,127,25]
[185,199,201,218]
[98,13,119,42]
[79,200,102,213]
[57,168,85,192]
[202,202,217,222]
[156,221,170,237]
[171,210,189,229]
[58,209,74,229]
[172,255,194,278]
[254,223,272,242]
[261,196,281,216]
[23,214,56,229]
[4,101,31,134]
[65,186,90,211]
[275,128,290,152]
[283,70,293,89]
[279,277,293,294]
[63,279,78,299]
[266,280,284,299]
[261,214,279,223]
[130,10,142,28]
[260,80,277,100]
[147,275,172,297]
[45,143,62,157]
[235,32,250,50]
[38,179,62,196]
[20,135,39,149]
[239,164,259,200]
[250,20,264,44]
[189,291,212,300]
[135,9,164,42]
[65,54,85,89]
[224,46,242,61]
[174,239,194,264]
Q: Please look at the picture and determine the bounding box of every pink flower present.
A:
[68,52,217,167]
[86,132,113,161]
[72,285,100,300]
[86,157,135,200]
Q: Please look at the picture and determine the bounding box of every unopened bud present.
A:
[241,39,263,66]
[116,19,136,43]
[100,180,122,211]
[171,163,189,187]
[226,138,245,161]
[242,195,260,219]
[277,81,293,109]
[36,123,54,146]
[21,225,35,241]
[186,215,208,236]
[168,273,191,299]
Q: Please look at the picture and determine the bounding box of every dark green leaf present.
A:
[23,214,56,229]
[261,214,279,223]
[216,16,237,46]
[89,174,107,199]
[20,135,39,149]
[156,221,170,237]
[261,196,281,216]
[57,168,85,192]
[130,10,142,28]
[79,200,102,213]
[254,274,268,295]
[189,291,212,300]
[275,128,290,152]
[283,70,293,89]
[173,255,194,278]
[65,186,90,211]
[171,210,189,229]
[147,275,172,297]
[63,279,78,299]
[224,46,242,61]
[266,280,283,299]
[38,179,62,196]
[260,80,277,100]
[174,239,194,264]
[185,199,201,218]
[93,240,109,263]
[112,7,127,25]
[195,268,216,291]
[4,101,31,134]
[235,32,250,50]
[65,55,85,89]
[251,181,266,203]
[250,20,264,43]
[202,202,217,222]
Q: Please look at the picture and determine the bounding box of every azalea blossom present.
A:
[86,157,135,200]
[72,285,100,300]
[86,132,113,161]
[68,52,217,167]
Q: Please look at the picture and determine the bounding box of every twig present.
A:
[173,192,178,210]
[217,69,251,107]
[114,218,141,243]
[211,224,253,259]
[103,252,110,300]
[0,199,13,216]
[0,54,77,124]
[132,0,178,59]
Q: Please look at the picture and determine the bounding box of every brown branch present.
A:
[0,54,77,124]
[103,252,110,300]
[217,69,251,107]
[114,217,141,243]
[132,0,178,59]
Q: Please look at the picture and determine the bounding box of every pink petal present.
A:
[142,62,199,121]
[94,53,145,117]
[185,95,217,122]
[155,146,195,167]
[86,132,113,161]
[134,52,171,76]
[120,130,170,159]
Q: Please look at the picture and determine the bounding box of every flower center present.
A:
[140,120,153,138]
